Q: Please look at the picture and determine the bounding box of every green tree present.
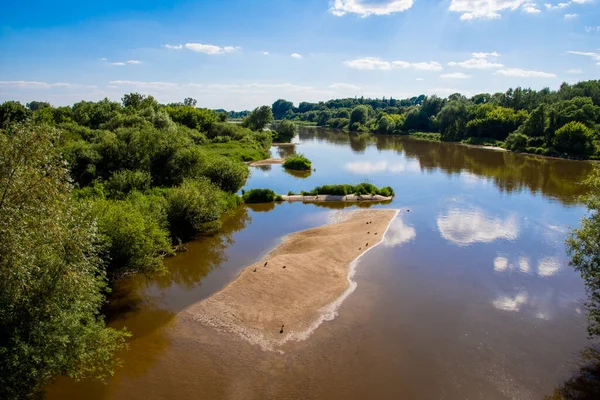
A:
[0,122,128,399]
[0,101,30,128]
[567,168,600,337]
[520,104,547,137]
[121,93,159,111]
[436,101,470,141]
[183,97,197,107]
[26,101,51,111]
[272,99,294,120]
[242,105,274,131]
[553,121,596,156]
[273,120,296,142]
[349,105,368,130]
[377,114,395,134]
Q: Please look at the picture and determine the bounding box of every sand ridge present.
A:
[249,158,285,166]
[183,209,399,351]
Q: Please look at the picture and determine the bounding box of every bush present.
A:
[105,169,152,199]
[202,156,250,193]
[166,178,236,241]
[283,153,312,171]
[93,197,173,277]
[505,132,529,152]
[272,120,296,142]
[307,183,394,197]
[554,121,596,156]
[243,188,277,203]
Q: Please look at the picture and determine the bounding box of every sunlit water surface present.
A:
[47,128,596,399]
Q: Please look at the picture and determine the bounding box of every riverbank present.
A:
[249,158,285,166]
[183,209,398,351]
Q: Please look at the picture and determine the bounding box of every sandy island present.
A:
[183,209,398,351]
[281,194,392,202]
[249,158,285,166]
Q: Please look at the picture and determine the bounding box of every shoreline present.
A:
[281,194,392,202]
[182,209,399,351]
[248,158,285,166]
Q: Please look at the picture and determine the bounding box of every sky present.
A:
[0,0,599,110]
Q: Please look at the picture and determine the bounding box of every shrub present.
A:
[202,156,250,193]
[307,183,394,197]
[554,121,596,156]
[272,120,296,142]
[92,198,173,277]
[283,154,312,171]
[166,178,235,241]
[505,132,529,152]
[105,169,152,199]
[243,188,277,203]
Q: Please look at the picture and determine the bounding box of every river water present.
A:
[47,128,597,399]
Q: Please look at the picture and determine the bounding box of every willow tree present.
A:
[0,122,128,399]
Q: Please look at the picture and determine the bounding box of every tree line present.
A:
[271,80,600,159]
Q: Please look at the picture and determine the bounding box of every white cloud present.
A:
[345,160,420,174]
[545,2,570,9]
[110,62,126,66]
[107,59,141,66]
[100,57,107,61]
[495,68,557,77]
[329,0,414,16]
[263,51,269,55]
[108,80,179,89]
[564,13,578,19]
[472,51,500,58]
[494,256,509,272]
[448,58,504,69]
[566,68,583,73]
[449,0,535,21]
[329,82,361,90]
[345,57,442,71]
[437,209,519,246]
[184,43,241,55]
[107,85,119,89]
[291,53,302,59]
[416,77,424,81]
[567,50,600,61]
[165,44,183,50]
[585,26,600,33]
[523,2,542,13]
[127,60,142,64]
[440,72,471,79]
[0,81,96,89]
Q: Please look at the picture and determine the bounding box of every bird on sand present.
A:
[280,325,284,334]
[283,265,286,269]
[253,268,257,272]
[264,262,268,267]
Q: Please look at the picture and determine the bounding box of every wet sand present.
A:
[249,158,285,166]
[183,209,398,351]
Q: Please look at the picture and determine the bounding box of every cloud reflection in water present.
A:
[437,208,519,246]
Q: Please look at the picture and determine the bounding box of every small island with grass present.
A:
[282,153,312,171]
[242,183,394,204]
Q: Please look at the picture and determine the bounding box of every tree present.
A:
[242,106,273,131]
[272,99,294,120]
[121,93,158,110]
[0,101,30,128]
[435,100,470,141]
[273,120,296,143]
[349,105,368,130]
[553,121,596,156]
[377,115,395,134]
[567,168,600,337]
[26,101,51,111]
[0,122,128,399]
[520,104,547,137]
[183,97,197,107]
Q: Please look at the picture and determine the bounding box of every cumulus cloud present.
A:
[291,53,302,59]
[329,0,414,16]
[437,209,519,246]
[545,2,570,9]
[449,0,534,20]
[585,26,600,33]
[345,57,442,71]
[523,2,542,13]
[564,13,578,19]
[440,72,471,79]
[184,43,241,54]
[495,68,557,77]
[262,51,269,55]
[472,51,500,58]
[448,58,504,69]
[165,44,183,50]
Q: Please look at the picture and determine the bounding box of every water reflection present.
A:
[437,208,519,246]
[547,346,600,399]
[493,292,529,312]
[383,217,416,247]
[538,256,561,277]
[283,168,312,179]
[275,144,296,159]
[493,254,562,277]
[344,160,420,174]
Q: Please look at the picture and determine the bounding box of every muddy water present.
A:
[47,129,596,399]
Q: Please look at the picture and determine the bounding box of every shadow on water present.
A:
[254,164,271,172]
[283,168,312,179]
[276,144,297,158]
[546,346,600,399]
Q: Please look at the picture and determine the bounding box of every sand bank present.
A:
[183,209,398,351]
[281,194,392,202]
[249,158,285,166]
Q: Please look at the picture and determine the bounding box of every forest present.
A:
[272,79,600,159]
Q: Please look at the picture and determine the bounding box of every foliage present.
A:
[202,156,250,193]
[283,153,312,171]
[349,105,369,130]
[242,188,277,203]
[105,169,152,199]
[0,101,30,128]
[165,105,217,132]
[306,183,394,196]
[567,168,600,337]
[554,121,596,156]
[0,122,128,399]
[272,99,294,120]
[272,120,296,142]
[242,105,274,131]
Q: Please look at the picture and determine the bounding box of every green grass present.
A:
[283,154,312,171]
[242,188,277,203]
[203,142,270,162]
[293,183,395,197]
[407,132,441,141]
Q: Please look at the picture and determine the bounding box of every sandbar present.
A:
[281,194,392,202]
[183,209,398,351]
[249,158,285,166]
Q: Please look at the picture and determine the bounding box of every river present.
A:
[47,128,596,399]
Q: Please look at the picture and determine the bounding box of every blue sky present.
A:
[0,0,599,110]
